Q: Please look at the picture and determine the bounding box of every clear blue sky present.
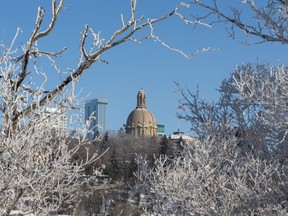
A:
[0,0,287,135]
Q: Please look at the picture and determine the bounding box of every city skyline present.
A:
[0,1,287,135]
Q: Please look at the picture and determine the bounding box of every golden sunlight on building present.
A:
[125,89,157,137]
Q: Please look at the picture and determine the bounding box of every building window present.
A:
[87,107,90,119]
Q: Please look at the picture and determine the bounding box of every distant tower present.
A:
[125,89,157,136]
[85,98,108,139]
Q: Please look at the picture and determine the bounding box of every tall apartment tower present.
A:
[85,98,108,139]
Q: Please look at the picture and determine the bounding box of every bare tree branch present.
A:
[32,0,65,43]
[14,1,206,125]
[191,0,288,44]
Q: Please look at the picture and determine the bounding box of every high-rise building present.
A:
[85,98,108,139]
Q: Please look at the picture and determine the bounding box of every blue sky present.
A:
[0,0,287,135]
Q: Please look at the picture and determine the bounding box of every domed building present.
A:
[125,89,157,136]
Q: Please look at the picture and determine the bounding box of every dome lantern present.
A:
[137,89,146,108]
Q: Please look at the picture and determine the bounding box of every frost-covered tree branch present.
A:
[191,0,288,44]
[140,138,288,215]
[177,63,288,156]
[137,64,288,214]
[0,0,211,214]
[1,0,209,135]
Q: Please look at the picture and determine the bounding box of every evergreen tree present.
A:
[159,135,169,156]
[109,144,120,179]
[101,131,109,150]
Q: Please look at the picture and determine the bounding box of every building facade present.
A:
[125,89,157,136]
[157,124,165,136]
[85,98,108,139]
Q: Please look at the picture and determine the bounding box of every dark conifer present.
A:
[159,135,169,156]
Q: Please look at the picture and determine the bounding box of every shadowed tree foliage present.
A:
[159,134,169,156]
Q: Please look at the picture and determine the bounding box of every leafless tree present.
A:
[141,139,288,215]
[0,0,210,214]
[138,64,288,215]
[177,63,288,157]
[190,0,288,44]
[0,0,205,136]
